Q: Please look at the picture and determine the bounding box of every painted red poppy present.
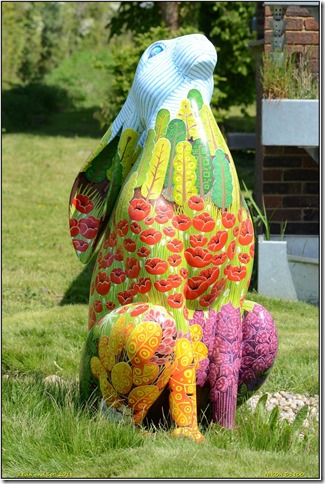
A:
[73,239,89,252]
[69,218,79,236]
[128,198,151,221]
[106,231,117,248]
[130,221,141,234]
[184,276,207,300]
[163,226,176,237]
[222,212,236,229]
[167,238,184,253]
[167,293,184,308]
[117,290,134,305]
[208,231,228,252]
[79,215,100,239]
[94,300,103,313]
[123,238,137,252]
[168,254,182,267]
[114,247,124,262]
[98,252,114,269]
[238,252,251,264]
[144,216,155,225]
[145,258,168,275]
[227,265,247,282]
[211,277,227,296]
[211,252,227,266]
[137,246,151,258]
[125,257,140,279]
[199,292,218,307]
[129,282,139,296]
[227,240,237,261]
[250,244,255,258]
[233,226,240,238]
[154,213,169,224]
[238,219,254,246]
[188,195,204,211]
[167,274,183,288]
[111,268,126,284]
[184,247,212,268]
[154,279,173,292]
[117,219,129,237]
[88,308,96,330]
[106,301,116,311]
[224,264,231,275]
[73,194,94,214]
[155,204,174,219]
[130,303,149,317]
[189,234,208,248]
[193,212,215,232]
[140,228,162,245]
[172,214,192,231]
[199,266,220,285]
[95,272,111,296]
[180,268,188,279]
[135,277,152,294]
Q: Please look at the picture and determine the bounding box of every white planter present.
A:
[262,99,319,147]
[257,235,297,300]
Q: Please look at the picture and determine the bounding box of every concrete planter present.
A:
[258,235,319,303]
[257,235,297,301]
[262,99,319,147]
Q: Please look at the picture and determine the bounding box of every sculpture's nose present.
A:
[175,34,217,80]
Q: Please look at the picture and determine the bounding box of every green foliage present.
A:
[261,51,319,99]
[99,1,257,126]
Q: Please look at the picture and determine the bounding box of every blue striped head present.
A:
[131,34,217,129]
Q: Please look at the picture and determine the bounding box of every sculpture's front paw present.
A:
[172,426,204,443]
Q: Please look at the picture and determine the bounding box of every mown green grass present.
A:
[2,130,319,478]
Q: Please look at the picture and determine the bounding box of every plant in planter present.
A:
[261,50,319,149]
[242,182,297,301]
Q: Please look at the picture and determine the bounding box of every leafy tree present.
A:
[96,1,257,126]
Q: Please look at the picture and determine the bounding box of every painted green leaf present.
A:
[172,141,198,206]
[118,128,139,180]
[192,138,213,196]
[212,148,233,211]
[81,127,112,172]
[115,171,138,222]
[105,152,123,212]
[200,104,232,156]
[154,109,170,140]
[84,135,119,183]
[164,118,186,198]
[136,128,156,187]
[176,99,200,140]
[141,138,171,200]
[187,89,204,111]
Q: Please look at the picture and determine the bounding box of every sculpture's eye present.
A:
[148,44,164,59]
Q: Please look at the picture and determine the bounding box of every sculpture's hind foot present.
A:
[172,426,204,442]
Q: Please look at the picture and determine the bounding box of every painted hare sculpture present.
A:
[69,34,278,442]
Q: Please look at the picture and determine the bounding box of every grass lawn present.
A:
[2,116,319,478]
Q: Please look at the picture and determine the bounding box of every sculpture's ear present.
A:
[69,125,140,263]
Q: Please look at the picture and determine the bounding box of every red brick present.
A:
[263,182,302,195]
[286,31,319,45]
[303,157,320,169]
[285,45,304,55]
[283,147,306,156]
[285,17,304,30]
[267,208,302,221]
[264,195,283,207]
[264,157,302,168]
[303,209,319,221]
[284,222,318,235]
[263,170,282,182]
[263,146,284,156]
[283,195,318,208]
[283,170,319,181]
[304,17,319,31]
[285,6,310,17]
[304,182,319,195]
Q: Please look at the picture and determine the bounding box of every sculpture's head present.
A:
[113,34,217,137]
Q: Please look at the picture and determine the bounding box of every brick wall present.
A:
[258,4,319,236]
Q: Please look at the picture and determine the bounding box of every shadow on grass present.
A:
[2,82,104,138]
[60,258,96,306]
